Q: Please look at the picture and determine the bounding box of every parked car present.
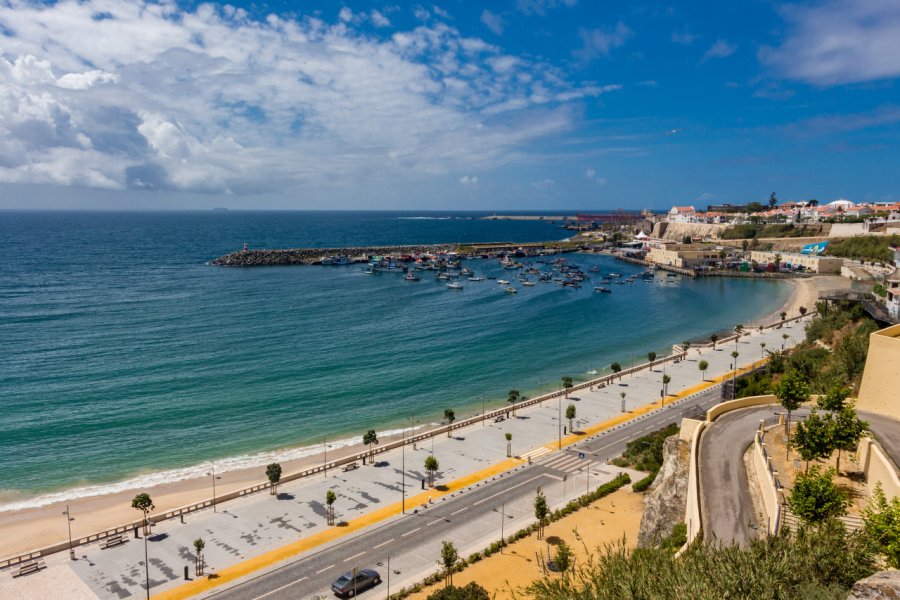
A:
[331,568,381,597]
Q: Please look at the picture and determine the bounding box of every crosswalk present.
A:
[520,446,553,462]
[539,451,592,474]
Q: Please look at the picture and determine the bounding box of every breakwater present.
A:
[212,244,455,266]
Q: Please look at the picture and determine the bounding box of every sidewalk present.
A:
[0,318,809,600]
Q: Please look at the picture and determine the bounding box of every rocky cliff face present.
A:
[638,435,690,547]
[848,570,900,599]
[652,221,729,242]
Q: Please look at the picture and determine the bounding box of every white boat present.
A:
[447,282,463,290]
[505,286,517,294]
[404,272,420,281]
[522,281,535,287]
[497,279,510,285]
[468,276,485,282]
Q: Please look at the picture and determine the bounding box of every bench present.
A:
[100,534,127,549]
[341,462,359,472]
[12,561,46,577]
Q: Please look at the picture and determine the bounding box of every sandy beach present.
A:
[0,275,848,561]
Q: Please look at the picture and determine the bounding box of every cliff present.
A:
[637,435,690,547]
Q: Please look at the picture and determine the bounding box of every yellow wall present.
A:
[857,324,900,417]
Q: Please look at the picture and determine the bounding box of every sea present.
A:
[0,210,789,510]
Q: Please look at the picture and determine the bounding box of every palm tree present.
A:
[561,376,573,398]
[782,333,789,349]
[505,432,512,457]
[266,463,282,495]
[710,334,718,349]
[566,404,576,433]
[507,389,520,416]
[424,455,439,487]
[325,490,336,525]
[760,342,767,358]
[780,311,787,324]
[799,306,808,316]
[662,374,671,397]
[698,360,709,381]
[734,324,744,340]
[193,538,205,576]
[131,493,154,535]
[610,362,622,379]
[647,352,657,371]
[620,392,626,413]
[444,409,455,437]
[681,341,691,355]
[362,429,378,464]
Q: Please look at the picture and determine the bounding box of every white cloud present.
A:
[671,31,699,45]
[432,6,452,20]
[516,0,577,17]
[370,10,390,28]
[481,10,504,35]
[0,0,614,196]
[531,178,554,190]
[760,0,900,85]
[584,168,606,185]
[575,22,633,61]
[702,39,737,61]
[459,175,478,185]
[585,168,595,178]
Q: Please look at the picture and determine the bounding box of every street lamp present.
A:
[206,464,218,513]
[63,505,75,560]
[143,517,150,600]
[480,395,485,426]
[557,393,562,450]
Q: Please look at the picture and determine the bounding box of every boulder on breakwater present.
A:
[211,244,455,266]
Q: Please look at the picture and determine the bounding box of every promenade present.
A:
[0,317,809,600]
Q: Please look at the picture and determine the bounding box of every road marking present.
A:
[252,577,308,600]
[401,527,421,537]
[472,475,542,506]
[315,565,335,575]
[428,518,443,527]
[343,551,365,563]
[450,507,469,516]
[373,539,394,549]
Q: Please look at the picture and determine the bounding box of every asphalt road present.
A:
[699,405,810,546]
[207,386,728,600]
[861,411,900,470]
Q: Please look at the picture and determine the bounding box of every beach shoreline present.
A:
[0,275,847,560]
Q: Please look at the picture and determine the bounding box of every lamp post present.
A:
[210,464,217,513]
[323,436,327,478]
[557,393,562,450]
[480,395,485,426]
[63,505,75,560]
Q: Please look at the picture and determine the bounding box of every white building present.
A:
[668,205,697,223]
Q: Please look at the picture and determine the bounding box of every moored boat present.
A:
[447,282,463,289]
[505,286,517,294]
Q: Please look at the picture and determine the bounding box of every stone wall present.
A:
[638,435,690,547]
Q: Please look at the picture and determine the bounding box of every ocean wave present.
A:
[396,217,454,220]
[0,424,427,513]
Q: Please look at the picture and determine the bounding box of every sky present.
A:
[0,0,899,211]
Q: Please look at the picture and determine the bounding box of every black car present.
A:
[331,568,381,597]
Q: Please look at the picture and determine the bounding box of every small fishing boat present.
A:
[468,276,485,282]
[404,272,420,281]
[522,281,535,287]
[447,282,463,290]
[497,279,510,285]
[594,286,611,293]
[505,286,518,294]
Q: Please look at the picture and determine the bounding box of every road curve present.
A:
[861,411,900,472]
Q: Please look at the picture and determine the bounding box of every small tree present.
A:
[534,487,549,538]
[782,333,789,349]
[760,342,767,358]
[681,341,691,354]
[799,306,808,316]
[610,362,622,378]
[620,391,626,413]
[325,489,336,525]
[554,541,572,572]
[193,537,205,576]
[734,324,744,338]
[561,376,573,398]
[830,405,868,474]
[362,429,379,464]
[698,360,709,381]
[566,404,576,434]
[507,389,520,415]
[505,432,512,457]
[863,483,900,568]
[780,311,787,323]
[792,410,833,472]
[662,374,671,397]
[710,334,718,349]
[731,350,739,366]
[131,493,154,535]
[440,540,458,587]
[818,385,849,414]
[266,462,282,495]
[425,455,439,487]
[787,466,849,524]
[647,352,657,370]
[776,369,811,459]
[444,409,455,437]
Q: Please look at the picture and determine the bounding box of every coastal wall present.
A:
[752,427,783,534]
[211,244,455,266]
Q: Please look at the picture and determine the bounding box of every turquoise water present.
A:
[0,211,788,507]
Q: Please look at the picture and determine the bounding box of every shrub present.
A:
[632,471,658,493]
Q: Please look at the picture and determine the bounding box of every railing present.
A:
[753,428,783,534]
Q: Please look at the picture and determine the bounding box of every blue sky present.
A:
[0,0,898,210]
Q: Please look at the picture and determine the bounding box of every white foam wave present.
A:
[396,216,453,220]
[0,425,426,513]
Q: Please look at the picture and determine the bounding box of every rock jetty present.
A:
[211,245,455,267]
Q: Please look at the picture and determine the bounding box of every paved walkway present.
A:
[1,318,809,600]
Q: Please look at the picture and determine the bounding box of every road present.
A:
[699,405,810,546]
[207,386,729,600]
[861,411,900,471]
